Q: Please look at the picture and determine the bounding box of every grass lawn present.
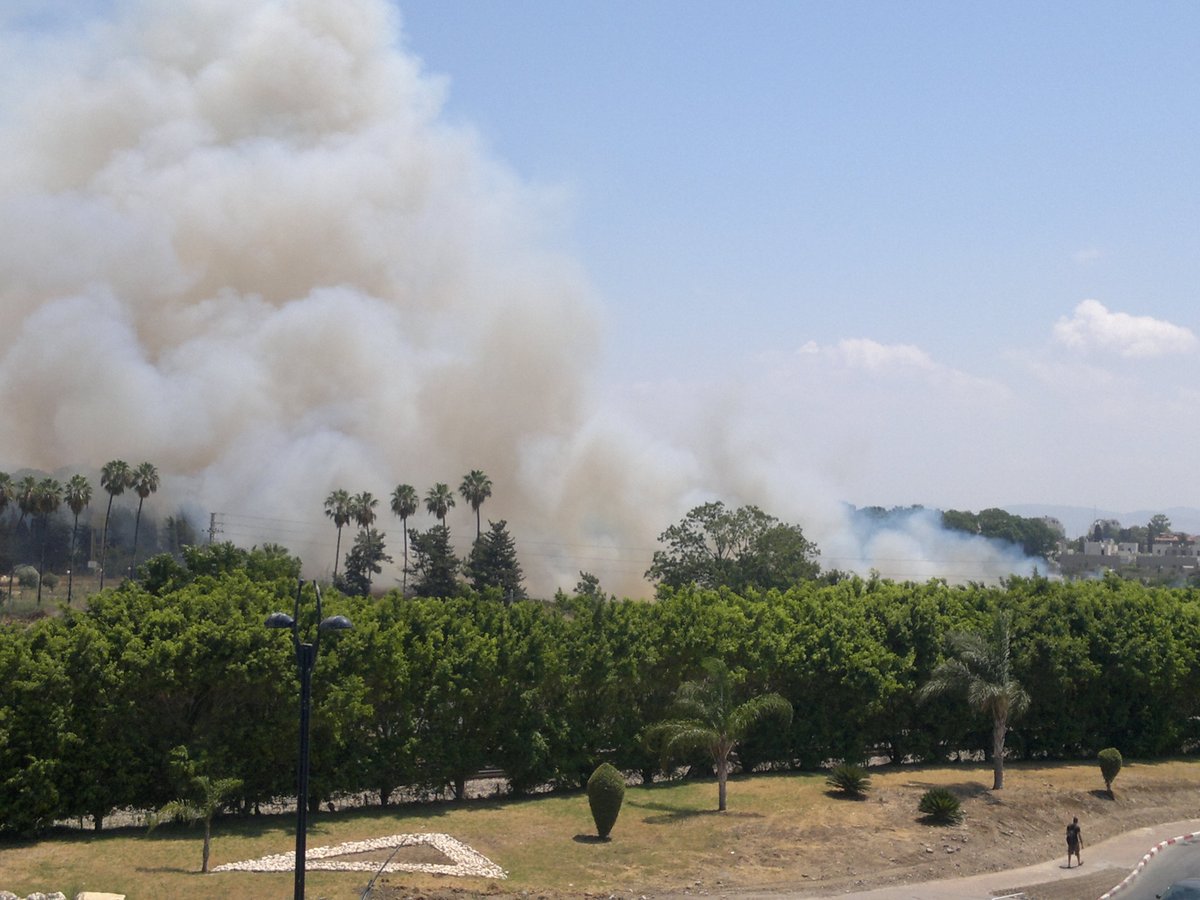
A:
[4,760,1200,899]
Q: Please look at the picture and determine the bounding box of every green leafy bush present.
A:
[826,763,871,798]
[918,787,962,824]
[586,763,626,839]
[14,565,38,588]
[1098,747,1122,796]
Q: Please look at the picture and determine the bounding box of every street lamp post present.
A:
[267,580,352,900]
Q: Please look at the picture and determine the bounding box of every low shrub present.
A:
[586,763,625,839]
[14,565,39,588]
[917,787,962,824]
[826,763,871,798]
[1098,747,1122,797]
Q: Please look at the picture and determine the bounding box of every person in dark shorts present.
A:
[1066,816,1083,867]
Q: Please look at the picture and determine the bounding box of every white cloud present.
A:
[793,337,1008,400]
[1052,299,1197,358]
[1072,247,1102,265]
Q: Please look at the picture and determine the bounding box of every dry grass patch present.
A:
[3,759,1200,899]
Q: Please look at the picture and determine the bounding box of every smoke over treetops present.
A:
[0,0,1040,595]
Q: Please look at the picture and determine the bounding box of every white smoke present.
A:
[0,0,1042,596]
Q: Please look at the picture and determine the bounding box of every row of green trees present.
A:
[0,460,163,604]
[322,472,523,599]
[4,545,1200,836]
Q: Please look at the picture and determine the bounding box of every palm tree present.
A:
[129,461,159,575]
[12,475,37,582]
[147,774,242,873]
[390,483,419,594]
[64,474,92,605]
[459,469,493,540]
[424,482,456,528]
[14,474,37,531]
[98,459,132,589]
[0,472,12,601]
[646,658,793,811]
[351,491,378,532]
[324,489,352,577]
[918,610,1030,790]
[34,478,62,606]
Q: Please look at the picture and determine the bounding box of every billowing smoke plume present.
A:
[0,0,1042,595]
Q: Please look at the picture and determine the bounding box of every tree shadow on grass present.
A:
[572,834,610,843]
[1090,789,1116,800]
[823,790,870,801]
[626,799,763,824]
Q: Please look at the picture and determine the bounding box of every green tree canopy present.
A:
[337,528,392,597]
[646,502,820,593]
[408,525,460,598]
[465,519,525,601]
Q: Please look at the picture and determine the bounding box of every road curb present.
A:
[1098,832,1200,899]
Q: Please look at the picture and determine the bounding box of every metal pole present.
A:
[295,640,316,900]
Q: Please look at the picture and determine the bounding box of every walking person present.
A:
[1066,816,1083,867]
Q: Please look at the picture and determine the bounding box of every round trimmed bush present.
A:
[14,565,38,589]
[918,787,962,824]
[587,763,626,839]
[1098,747,1122,796]
[826,763,871,798]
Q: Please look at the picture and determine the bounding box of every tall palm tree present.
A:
[918,610,1030,790]
[458,469,493,540]
[0,472,12,601]
[34,478,62,606]
[98,459,132,589]
[351,491,378,532]
[324,489,352,577]
[14,474,37,531]
[390,483,419,594]
[129,461,159,575]
[424,482,455,528]
[4,474,36,605]
[646,658,793,811]
[64,474,92,605]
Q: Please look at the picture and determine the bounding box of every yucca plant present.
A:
[826,763,871,798]
[918,787,962,824]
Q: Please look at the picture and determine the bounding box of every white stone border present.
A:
[212,832,506,879]
[1097,831,1200,899]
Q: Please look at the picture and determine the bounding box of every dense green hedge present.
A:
[3,549,1200,836]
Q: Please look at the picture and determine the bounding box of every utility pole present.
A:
[208,512,223,545]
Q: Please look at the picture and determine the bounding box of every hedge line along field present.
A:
[2,543,1200,839]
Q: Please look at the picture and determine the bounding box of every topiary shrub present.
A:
[1098,747,1122,798]
[14,565,39,589]
[587,763,626,839]
[918,787,962,824]
[40,571,58,591]
[826,763,871,798]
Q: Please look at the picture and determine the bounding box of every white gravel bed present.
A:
[212,832,506,879]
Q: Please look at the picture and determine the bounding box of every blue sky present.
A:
[395,2,1200,514]
[397,3,1199,373]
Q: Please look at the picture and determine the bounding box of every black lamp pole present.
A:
[267,581,351,900]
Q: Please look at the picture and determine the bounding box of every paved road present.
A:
[1110,837,1200,900]
[779,819,1200,900]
